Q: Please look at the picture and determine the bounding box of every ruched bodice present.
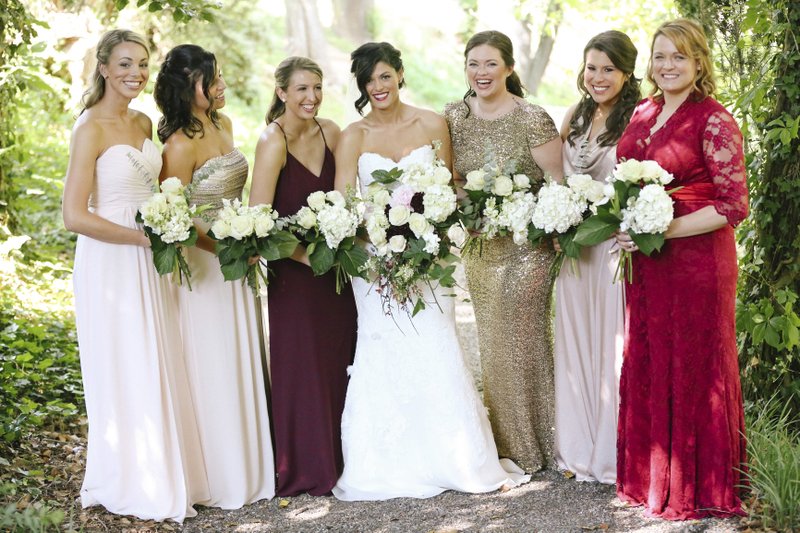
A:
[562,126,616,181]
[189,149,248,220]
[90,139,160,211]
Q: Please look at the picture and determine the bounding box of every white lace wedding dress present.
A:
[332,145,529,501]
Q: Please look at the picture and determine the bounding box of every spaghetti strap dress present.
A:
[267,120,358,496]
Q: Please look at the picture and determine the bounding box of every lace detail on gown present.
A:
[703,112,748,225]
[333,146,529,501]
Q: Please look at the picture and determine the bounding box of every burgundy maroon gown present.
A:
[615,95,748,520]
[267,122,357,496]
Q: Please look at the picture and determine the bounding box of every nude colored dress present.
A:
[554,124,624,483]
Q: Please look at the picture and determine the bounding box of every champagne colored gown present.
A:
[74,139,209,521]
[177,149,275,508]
[445,99,559,472]
[554,123,624,483]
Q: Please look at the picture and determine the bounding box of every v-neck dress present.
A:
[267,125,357,496]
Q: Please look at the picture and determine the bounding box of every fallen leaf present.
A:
[279,498,290,508]
[563,470,576,479]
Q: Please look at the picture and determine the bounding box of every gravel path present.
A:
[77,267,744,532]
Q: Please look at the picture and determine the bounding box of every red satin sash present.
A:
[668,183,716,202]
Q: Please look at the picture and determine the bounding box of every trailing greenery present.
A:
[744,398,800,531]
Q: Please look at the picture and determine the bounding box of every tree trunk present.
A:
[285,0,331,74]
[331,0,374,44]
[515,0,562,96]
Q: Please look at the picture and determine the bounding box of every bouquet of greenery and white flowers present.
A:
[208,198,299,294]
[137,177,210,289]
[458,145,536,250]
[285,189,369,293]
[526,174,606,276]
[361,153,460,316]
[574,159,676,282]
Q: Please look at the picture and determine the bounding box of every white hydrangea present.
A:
[317,203,359,249]
[139,180,193,243]
[531,182,585,234]
[422,231,440,254]
[620,184,674,234]
[422,184,457,223]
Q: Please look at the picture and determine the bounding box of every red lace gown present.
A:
[267,124,357,496]
[615,95,748,520]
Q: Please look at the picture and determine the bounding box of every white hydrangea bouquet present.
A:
[458,146,536,251]
[573,159,677,282]
[137,177,210,289]
[526,174,606,275]
[285,189,369,294]
[207,198,299,294]
[361,153,460,316]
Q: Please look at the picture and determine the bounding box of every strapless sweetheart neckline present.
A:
[358,145,432,166]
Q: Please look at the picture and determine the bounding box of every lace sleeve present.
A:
[703,110,748,226]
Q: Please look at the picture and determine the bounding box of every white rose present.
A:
[388,235,407,253]
[464,169,487,190]
[613,160,644,183]
[367,224,388,246]
[408,212,431,237]
[388,205,411,226]
[491,175,514,197]
[307,190,327,211]
[585,180,606,204]
[371,189,392,206]
[432,166,452,185]
[254,213,276,237]
[326,190,346,207]
[447,223,467,247]
[210,219,231,239]
[567,173,593,190]
[229,214,255,240]
[513,174,531,189]
[295,206,317,229]
[160,176,184,195]
[603,182,616,199]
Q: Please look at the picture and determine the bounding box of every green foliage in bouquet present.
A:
[210,227,299,287]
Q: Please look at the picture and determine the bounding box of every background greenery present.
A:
[0,0,798,530]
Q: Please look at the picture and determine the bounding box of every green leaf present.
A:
[152,245,177,275]
[258,231,299,261]
[148,1,163,12]
[370,167,403,184]
[573,216,618,246]
[411,298,427,317]
[221,258,248,281]
[629,231,666,256]
[309,242,335,276]
[338,246,369,276]
[558,231,581,259]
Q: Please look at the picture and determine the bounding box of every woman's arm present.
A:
[249,125,286,207]
[531,136,564,182]
[333,125,362,195]
[62,120,150,247]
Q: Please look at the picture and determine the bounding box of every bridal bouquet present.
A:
[362,155,460,316]
[285,189,368,293]
[458,147,536,249]
[526,174,606,275]
[574,159,676,282]
[137,177,209,289]
[208,198,299,294]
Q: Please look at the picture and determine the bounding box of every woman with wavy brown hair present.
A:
[554,30,640,484]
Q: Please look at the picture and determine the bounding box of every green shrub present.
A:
[744,398,800,531]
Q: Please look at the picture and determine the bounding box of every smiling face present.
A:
[100,41,149,100]
[278,69,322,120]
[365,61,402,110]
[583,48,626,109]
[651,34,698,99]
[194,68,227,112]
[466,43,512,100]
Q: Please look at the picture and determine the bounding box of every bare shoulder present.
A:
[340,119,367,147]
[130,109,153,137]
[70,112,106,156]
[561,103,579,137]
[316,117,341,149]
[413,106,448,137]
[161,131,196,162]
[256,122,287,155]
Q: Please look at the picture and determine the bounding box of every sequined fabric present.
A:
[445,99,559,472]
[189,149,249,229]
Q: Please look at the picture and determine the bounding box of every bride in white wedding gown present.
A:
[332,42,529,501]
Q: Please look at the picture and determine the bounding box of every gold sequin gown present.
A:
[445,99,558,472]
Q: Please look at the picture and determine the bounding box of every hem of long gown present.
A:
[196,489,274,511]
[555,460,615,485]
[616,489,746,521]
[81,491,197,524]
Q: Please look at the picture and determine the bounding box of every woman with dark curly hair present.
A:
[154,44,274,509]
[554,30,640,484]
[332,41,529,501]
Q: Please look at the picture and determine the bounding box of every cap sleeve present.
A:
[522,103,559,148]
[703,110,749,226]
